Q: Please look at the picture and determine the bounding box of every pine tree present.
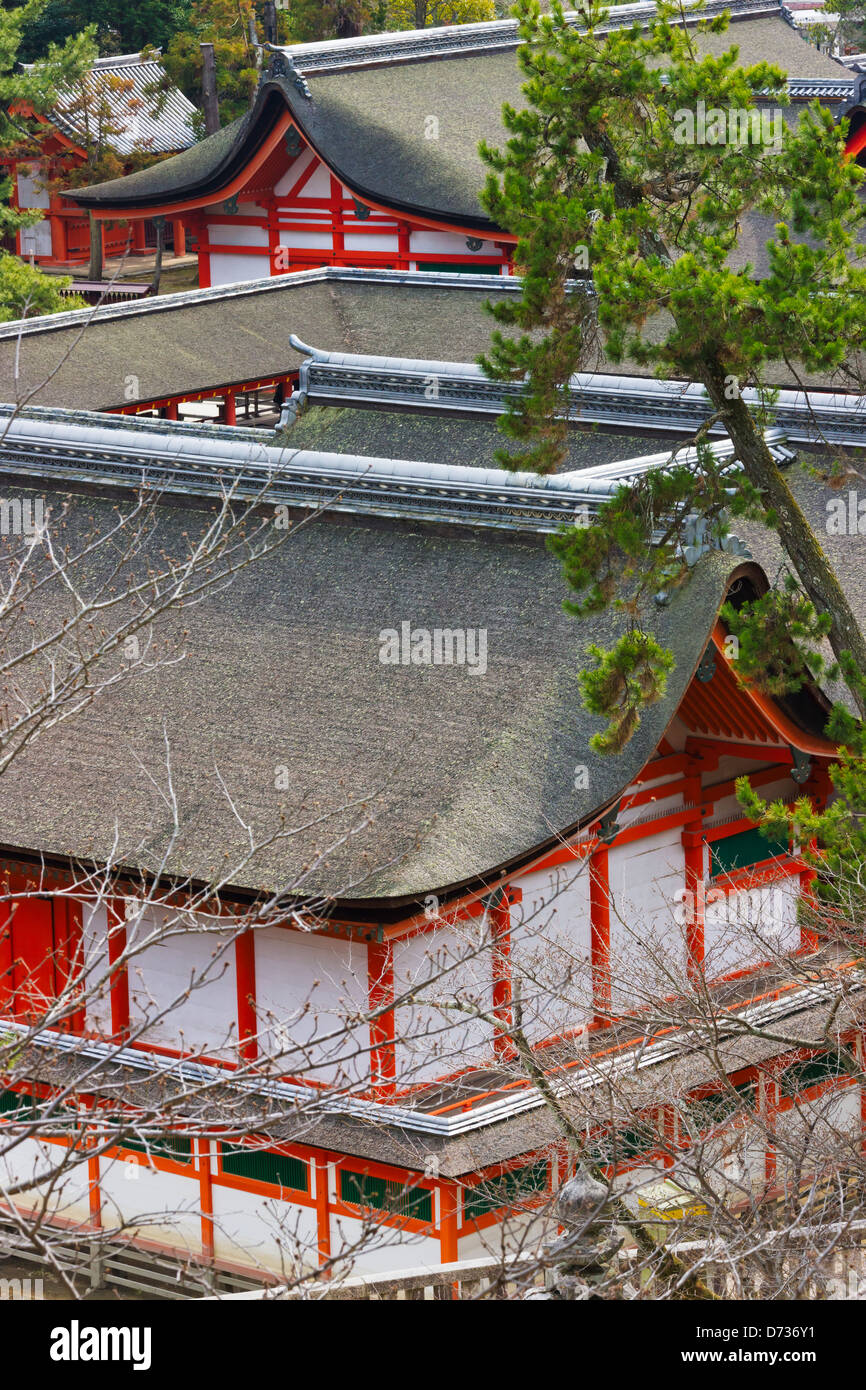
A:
[479,0,866,742]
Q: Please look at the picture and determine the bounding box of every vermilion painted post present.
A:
[107,900,130,1041]
[683,831,705,979]
[489,890,514,1059]
[315,1154,331,1267]
[88,1152,102,1227]
[0,875,14,1016]
[235,929,258,1061]
[589,847,611,1024]
[198,1138,215,1260]
[368,939,396,1096]
[439,1181,459,1265]
[223,391,237,426]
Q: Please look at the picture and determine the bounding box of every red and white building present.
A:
[68,0,864,290]
[0,384,861,1283]
[2,52,196,267]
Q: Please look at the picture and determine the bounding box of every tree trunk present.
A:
[703,357,866,716]
[88,212,103,282]
[149,218,165,298]
[200,44,220,135]
[263,1,278,44]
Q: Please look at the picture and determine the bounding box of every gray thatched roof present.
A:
[0,270,522,413]
[69,11,851,223]
[0,462,746,907]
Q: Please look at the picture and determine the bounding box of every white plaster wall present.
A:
[19,221,52,256]
[17,167,49,209]
[211,1183,319,1273]
[275,230,332,250]
[126,907,237,1056]
[392,925,494,1082]
[273,148,315,197]
[329,1213,442,1275]
[704,875,799,977]
[0,1139,91,1223]
[209,252,270,286]
[207,221,268,247]
[254,928,370,1085]
[409,229,499,256]
[98,1154,201,1252]
[343,232,400,252]
[609,828,687,1010]
[617,785,683,830]
[511,863,593,1041]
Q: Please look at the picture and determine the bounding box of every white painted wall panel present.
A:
[409,229,498,256]
[17,167,49,209]
[273,148,315,197]
[0,1139,92,1223]
[209,252,270,287]
[511,863,593,1041]
[275,230,332,250]
[392,924,494,1082]
[704,875,799,977]
[610,829,687,1010]
[207,221,268,247]
[329,1213,442,1275]
[342,232,400,252]
[211,1183,318,1273]
[127,907,237,1056]
[19,220,52,256]
[254,929,370,1085]
[98,1154,201,1252]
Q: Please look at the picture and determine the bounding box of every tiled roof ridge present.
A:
[277,0,783,77]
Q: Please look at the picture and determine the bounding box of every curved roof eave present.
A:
[66,80,504,237]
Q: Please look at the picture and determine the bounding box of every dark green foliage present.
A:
[479,0,866,751]
[720,576,835,697]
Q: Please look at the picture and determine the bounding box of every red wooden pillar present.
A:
[223,391,237,427]
[48,196,67,263]
[799,863,820,951]
[196,216,211,289]
[439,1180,459,1264]
[54,895,85,1033]
[315,1154,331,1267]
[397,220,411,271]
[488,888,514,1059]
[235,929,258,1062]
[132,219,147,252]
[88,1150,102,1228]
[589,846,611,1023]
[368,939,396,1096]
[759,1072,780,1188]
[198,1137,214,1260]
[165,399,179,421]
[330,176,344,265]
[172,218,185,255]
[682,830,705,978]
[107,900,130,1041]
[682,758,706,979]
[0,874,13,1016]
